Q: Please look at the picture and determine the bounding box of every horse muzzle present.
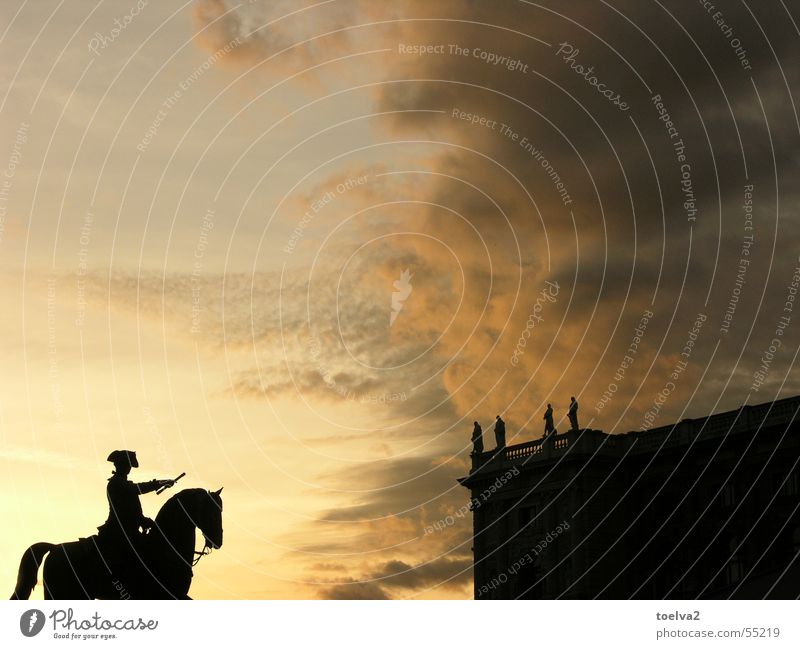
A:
[205,532,223,550]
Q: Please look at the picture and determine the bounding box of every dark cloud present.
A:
[314,557,472,599]
[369,557,473,590]
[319,581,390,600]
[314,455,468,522]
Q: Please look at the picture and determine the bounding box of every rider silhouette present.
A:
[97,451,174,560]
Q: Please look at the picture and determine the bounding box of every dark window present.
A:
[518,505,538,530]
[726,537,742,585]
[515,561,543,599]
[721,483,736,506]
[783,471,799,496]
[726,557,742,584]
[561,558,573,593]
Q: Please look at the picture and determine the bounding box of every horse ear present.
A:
[213,487,223,496]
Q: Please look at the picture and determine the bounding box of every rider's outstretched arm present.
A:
[135,479,172,494]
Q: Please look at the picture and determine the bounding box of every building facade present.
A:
[459,397,800,598]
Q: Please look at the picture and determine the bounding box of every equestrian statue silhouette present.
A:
[11,450,223,600]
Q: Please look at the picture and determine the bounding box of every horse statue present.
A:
[11,487,223,600]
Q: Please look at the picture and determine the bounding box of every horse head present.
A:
[156,487,224,551]
[204,487,224,549]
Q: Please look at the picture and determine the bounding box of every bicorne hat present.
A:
[106,450,139,468]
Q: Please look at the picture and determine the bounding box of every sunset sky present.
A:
[1,0,799,599]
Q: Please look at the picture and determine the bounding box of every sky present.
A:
[1,0,799,599]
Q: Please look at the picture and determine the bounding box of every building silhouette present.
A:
[459,396,800,599]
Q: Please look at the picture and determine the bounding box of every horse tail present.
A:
[10,542,55,600]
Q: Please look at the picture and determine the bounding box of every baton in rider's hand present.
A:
[156,472,185,494]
